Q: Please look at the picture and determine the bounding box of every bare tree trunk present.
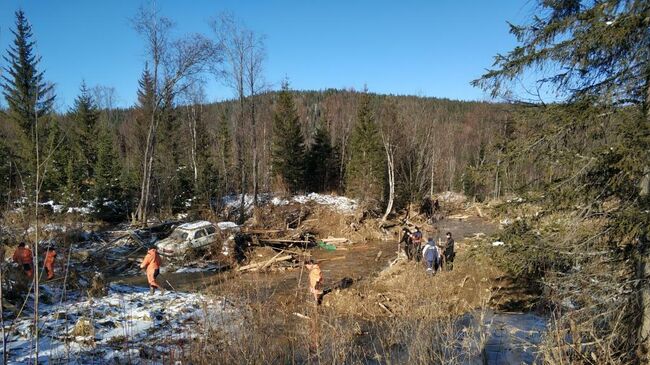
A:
[237,90,247,223]
[636,117,649,358]
[430,155,435,198]
[381,136,395,222]
[135,113,156,225]
[251,96,258,206]
[33,96,40,365]
[186,104,199,186]
[238,148,246,223]
[494,155,501,200]
[0,261,5,365]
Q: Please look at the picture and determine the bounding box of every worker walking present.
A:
[140,246,164,295]
[422,238,440,274]
[12,242,33,278]
[44,247,57,280]
[305,259,323,305]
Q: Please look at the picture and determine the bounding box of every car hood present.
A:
[157,237,186,249]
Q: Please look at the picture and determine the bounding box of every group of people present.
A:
[9,240,163,296]
[11,242,57,280]
[403,227,455,274]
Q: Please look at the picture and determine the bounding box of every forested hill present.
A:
[0,87,509,220]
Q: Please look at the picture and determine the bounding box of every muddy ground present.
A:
[2,194,547,364]
[118,216,497,301]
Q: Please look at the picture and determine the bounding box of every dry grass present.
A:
[182,252,497,364]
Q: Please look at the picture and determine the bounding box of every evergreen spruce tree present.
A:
[2,9,55,198]
[345,92,385,210]
[71,81,99,184]
[305,119,336,192]
[2,10,54,142]
[271,82,305,192]
[93,122,121,220]
[63,158,80,206]
[474,0,650,360]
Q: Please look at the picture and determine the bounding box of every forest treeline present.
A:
[0,8,517,222]
[0,72,511,220]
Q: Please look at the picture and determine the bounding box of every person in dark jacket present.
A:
[442,232,455,270]
[409,227,423,262]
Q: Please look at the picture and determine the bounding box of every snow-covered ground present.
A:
[4,284,241,364]
[223,193,358,214]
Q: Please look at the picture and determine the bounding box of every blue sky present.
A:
[0,0,534,110]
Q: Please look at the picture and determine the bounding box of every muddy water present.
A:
[115,216,498,299]
[115,239,396,297]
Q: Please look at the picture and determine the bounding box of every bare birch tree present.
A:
[245,32,266,207]
[380,100,399,222]
[181,84,206,187]
[211,13,266,220]
[132,4,216,225]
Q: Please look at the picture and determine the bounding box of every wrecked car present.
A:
[157,221,239,258]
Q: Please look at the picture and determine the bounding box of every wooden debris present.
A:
[293,312,311,320]
[259,239,311,244]
[238,254,293,272]
[475,205,484,218]
[377,302,394,317]
[460,275,471,288]
[321,237,348,244]
[447,214,470,220]
[243,229,286,235]
[317,256,346,263]
[375,251,383,262]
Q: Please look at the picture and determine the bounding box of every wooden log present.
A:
[375,251,383,262]
[321,238,348,244]
[260,251,285,270]
[243,229,286,234]
[317,256,346,263]
[447,214,470,220]
[377,302,394,317]
[238,254,293,272]
[293,312,310,320]
[259,239,311,244]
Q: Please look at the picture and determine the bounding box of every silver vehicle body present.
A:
[157,221,239,257]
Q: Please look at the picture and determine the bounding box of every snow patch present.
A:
[41,200,65,214]
[222,193,358,214]
[217,221,239,230]
[67,206,92,215]
[5,283,241,364]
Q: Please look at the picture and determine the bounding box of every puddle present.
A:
[473,310,547,364]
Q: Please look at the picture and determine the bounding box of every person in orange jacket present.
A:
[305,259,323,305]
[12,242,33,278]
[140,246,164,295]
[44,248,57,280]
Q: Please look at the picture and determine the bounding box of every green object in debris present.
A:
[318,241,336,251]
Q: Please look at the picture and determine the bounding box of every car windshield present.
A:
[169,230,188,241]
